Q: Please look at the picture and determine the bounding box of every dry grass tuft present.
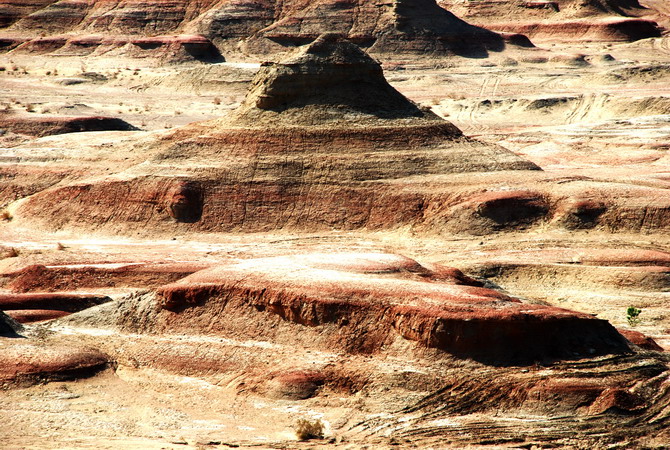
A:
[295,419,324,441]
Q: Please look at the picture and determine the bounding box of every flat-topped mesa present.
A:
[441,0,662,42]
[226,33,443,128]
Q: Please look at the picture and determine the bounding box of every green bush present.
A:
[627,306,642,327]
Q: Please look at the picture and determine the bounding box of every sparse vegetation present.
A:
[295,419,324,441]
[1,210,12,221]
[25,103,35,112]
[627,307,642,327]
[213,97,221,105]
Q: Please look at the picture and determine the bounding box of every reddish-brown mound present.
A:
[485,18,661,42]
[0,0,518,57]
[619,329,664,351]
[0,310,23,336]
[0,292,110,311]
[3,262,207,293]
[5,309,71,323]
[0,340,109,386]
[143,253,630,364]
[14,36,539,234]
[4,32,223,61]
[0,114,137,137]
[0,292,111,323]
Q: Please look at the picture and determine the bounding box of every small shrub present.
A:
[295,419,324,441]
[0,210,12,221]
[5,247,20,258]
[213,97,221,105]
[45,70,51,76]
[56,242,67,250]
[25,103,35,112]
[627,307,642,327]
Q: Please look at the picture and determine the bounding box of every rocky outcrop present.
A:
[439,0,662,42]
[67,252,631,365]
[6,33,223,62]
[0,292,111,323]
[247,0,506,56]
[0,114,137,137]
[16,36,539,234]
[0,0,513,57]
[0,310,23,336]
[0,340,109,386]
[2,262,209,293]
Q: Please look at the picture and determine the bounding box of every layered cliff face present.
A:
[439,0,662,42]
[0,0,508,57]
[15,36,539,233]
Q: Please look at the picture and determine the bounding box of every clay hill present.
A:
[2,14,670,447]
[440,0,664,42]
[0,0,520,59]
[1,0,665,61]
[11,35,670,237]
[12,35,541,234]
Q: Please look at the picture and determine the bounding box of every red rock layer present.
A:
[484,18,661,42]
[0,0,512,56]
[3,263,209,293]
[0,115,137,137]
[142,253,631,364]
[438,0,662,42]
[0,340,109,386]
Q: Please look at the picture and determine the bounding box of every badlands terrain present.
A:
[1,0,670,448]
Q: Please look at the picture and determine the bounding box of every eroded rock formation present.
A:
[0,0,513,57]
[15,35,539,233]
[140,252,630,364]
[440,0,662,42]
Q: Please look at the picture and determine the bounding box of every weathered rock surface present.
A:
[66,252,630,364]
[439,0,663,42]
[0,340,109,386]
[0,113,137,137]
[0,0,513,57]
[1,309,108,386]
[15,36,539,234]
[0,310,23,336]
